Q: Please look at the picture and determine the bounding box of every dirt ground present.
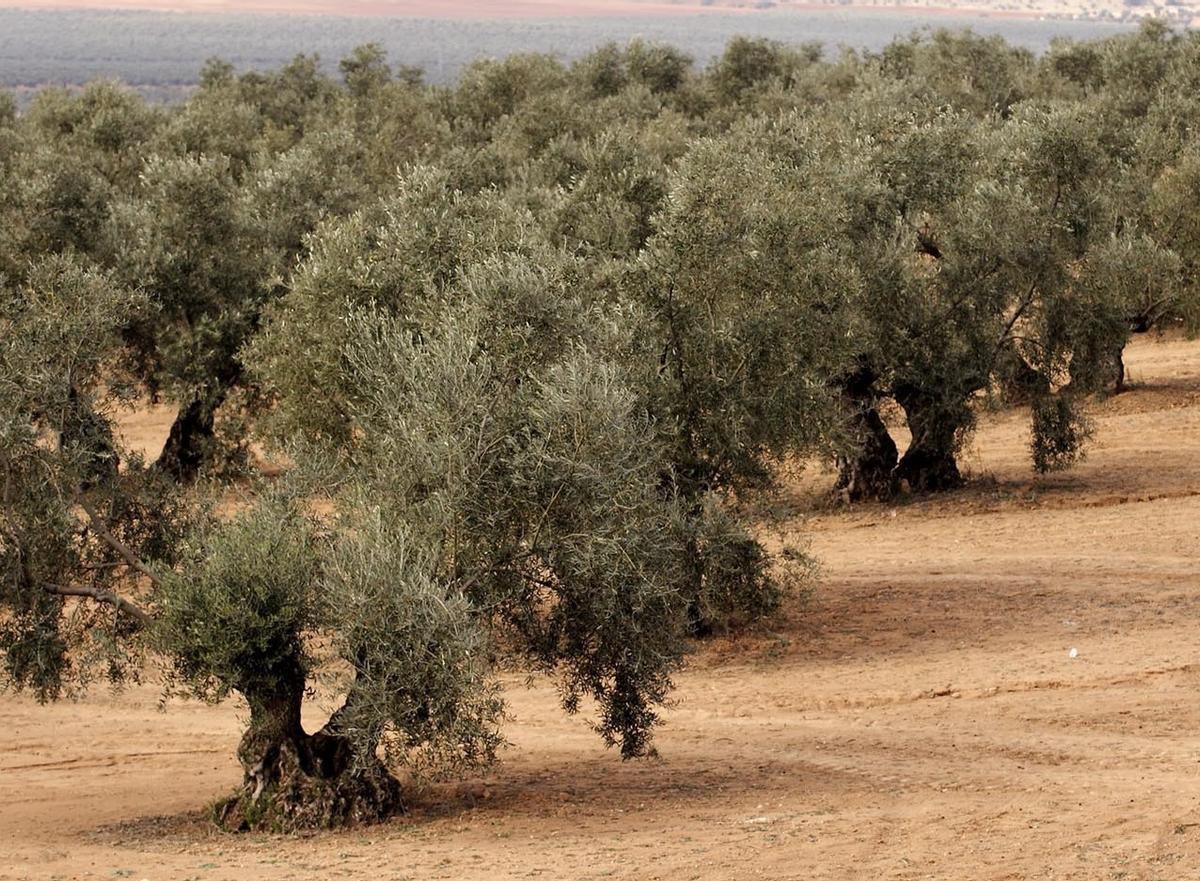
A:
[3,332,1199,881]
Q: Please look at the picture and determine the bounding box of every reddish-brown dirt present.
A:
[3,332,1199,880]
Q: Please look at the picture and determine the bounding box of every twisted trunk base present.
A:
[214,735,401,833]
[835,405,898,501]
[157,397,219,483]
[833,363,899,501]
[894,387,966,494]
[894,444,963,493]
[215,689,402,832]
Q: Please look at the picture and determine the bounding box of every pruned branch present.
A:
[41,582,151,629]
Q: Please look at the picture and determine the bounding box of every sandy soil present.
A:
[3,332,1199,881]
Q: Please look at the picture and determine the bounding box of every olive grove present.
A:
[2,22,1198,829]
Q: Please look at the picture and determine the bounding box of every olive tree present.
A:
[0,257,184,699]
[3,231,696,833]
[873,29,1035,116]
[103,120,365,480]
[185,191,699,826]
[1096,98,1200,389]
[786,98,1147,496]
[627,130,852,619]
[1038,27,1200,389]
[105,153,267,480]
[574,40,694,100]
[0,83,161,282]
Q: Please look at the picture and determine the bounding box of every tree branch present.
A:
[41,582,151,629]
[991,279,1039,367]
[528,482,565,555]
[75,494,161,586]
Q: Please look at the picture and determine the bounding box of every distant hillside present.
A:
[3,1,756,17]
[0,0,1193,24]
[0,5,1137,106]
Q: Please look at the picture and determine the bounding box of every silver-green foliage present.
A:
[0,257,176,699]
[243,240,693,760]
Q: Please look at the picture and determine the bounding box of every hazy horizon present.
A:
[0,0,767,18]
[0,3,1138,98]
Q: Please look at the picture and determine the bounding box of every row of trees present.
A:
[2,23,1198,829]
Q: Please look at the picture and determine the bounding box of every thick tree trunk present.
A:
[834,364,898,501]
[1111,345,1126,394]
[215,675,402,832]
[894,387,964,493]
[156,396,219,482]
[157,356,246,481]
[835,405,898,501]
[895,441,962,493]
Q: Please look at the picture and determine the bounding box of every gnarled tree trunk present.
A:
[893,386,965,493]
[215,671,402,832]
[157,356,244,482]
[834,364,898,501]
[836,405,898,500]
[156,394,222,483]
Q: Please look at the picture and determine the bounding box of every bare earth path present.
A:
[3,333,1199,880]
